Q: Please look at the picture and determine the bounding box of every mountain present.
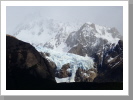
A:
[65,22,123,79]
[66,22,122,56]
[6,35,56,90]
[12,19,122,55]
[10,19,123,83]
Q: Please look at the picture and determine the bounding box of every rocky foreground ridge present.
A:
[6,35,56,89]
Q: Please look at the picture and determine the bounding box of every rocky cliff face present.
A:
[6,35,56,89]
[94,40,123,82]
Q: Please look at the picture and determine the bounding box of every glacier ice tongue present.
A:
[35,47,94,83]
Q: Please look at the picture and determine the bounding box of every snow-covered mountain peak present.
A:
[11,17,122,57]
[80,22,120,35]
[65,22,122,57]
[12,18,82,46]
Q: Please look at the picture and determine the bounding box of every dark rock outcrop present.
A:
[40,52,56,70]
[75,67,97,82]
[94,62,123,82]
[6,35,56,90]
[55,63,72,78]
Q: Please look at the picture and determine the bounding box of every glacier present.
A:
[35,46,94,83]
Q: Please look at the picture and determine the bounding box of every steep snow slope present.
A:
[12,18,82,48]
[36,46,94,83]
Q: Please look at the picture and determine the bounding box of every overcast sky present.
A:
[6,6,123,34]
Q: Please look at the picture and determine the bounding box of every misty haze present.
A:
[6,6,123,90]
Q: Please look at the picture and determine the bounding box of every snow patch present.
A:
[55,77,70,83]
[108,57,114,62]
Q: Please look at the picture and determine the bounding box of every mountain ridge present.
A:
[12,19,122,54]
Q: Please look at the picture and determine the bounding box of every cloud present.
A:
[6,6,123,34]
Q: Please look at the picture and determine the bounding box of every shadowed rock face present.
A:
[94,40,123,82]
[6,35,56,90]
[94,62,123,82]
